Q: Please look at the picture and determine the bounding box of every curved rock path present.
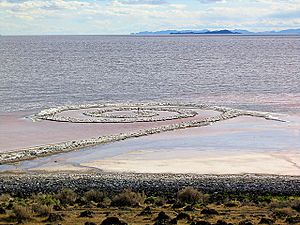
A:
[0,102,285,165]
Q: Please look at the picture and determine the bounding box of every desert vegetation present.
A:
[1,187,300,224]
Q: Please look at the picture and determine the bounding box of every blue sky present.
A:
[0,0,300,35]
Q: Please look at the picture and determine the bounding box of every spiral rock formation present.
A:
[0,102,285,164]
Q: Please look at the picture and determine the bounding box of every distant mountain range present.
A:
[132,28,300,35]
[171,29,241,35]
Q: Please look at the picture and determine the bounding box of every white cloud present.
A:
[197,0,225,3]
[115,0,167,5]
[0,0,300,34]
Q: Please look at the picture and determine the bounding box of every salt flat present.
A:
[68,115,300,175]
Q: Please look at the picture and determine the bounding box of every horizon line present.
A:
[1,34,300,37]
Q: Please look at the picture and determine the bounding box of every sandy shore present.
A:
[4,114,295,175]
[1,104,299,176]
[80,150,300,175]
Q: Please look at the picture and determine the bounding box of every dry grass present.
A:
[0,194,12,203]
[272,207,297,218]
[111,189,145,207]
[12,204,33,222]
[0,204,293,225]
[0,189,299,224]
[32,203,52,217]
[177,187,204,204]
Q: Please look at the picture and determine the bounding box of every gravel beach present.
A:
[1,172,300,196]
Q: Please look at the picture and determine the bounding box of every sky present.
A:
[0,0,300,35]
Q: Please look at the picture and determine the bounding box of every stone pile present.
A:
[35,103,199,123]
[0,173,299,196]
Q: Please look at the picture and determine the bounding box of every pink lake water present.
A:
[1,35,300,174]
[1,113,300,175]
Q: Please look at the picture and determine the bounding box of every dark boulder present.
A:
[215,220,227,225]
[0,206,6,214]
[169,218,178,224]
[155,211,170,220]
[224,202,238,207]
[85,222,97,225]
[80,210,93,218]
[101,217,127,225]
[184,205,194,211]
[238,220,253,225]
[258,218,274,224]
[53,205,62,211]
[172,201,185,209]
[292,204,300,212]
[191,221,211,225]
[6,202,13,210]
[46,213,63,222]
[75,198,86,206]
[285,216,300,223]
[201,208,219,215]
[138,206,152,216]
[176,212,191,220]
[154,211,171,225]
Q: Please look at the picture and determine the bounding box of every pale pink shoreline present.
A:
[84,114,300,175]
[1,106,300,176]
[2,113,298,176]
[80,150,300,175]
[0,109,219,152]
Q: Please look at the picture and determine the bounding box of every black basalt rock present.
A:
[154,211,171,224]
[201,208,219,215]
[176,212,191,220]
[79,210,93,218]
[0,206,6,214]
[101,216,128,225]
[138,206,152,216]
[46,213,64,222]
[258,217,274,224]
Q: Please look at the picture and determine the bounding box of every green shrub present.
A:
[177,187,203,204]
[111,189,145,207]
[33,193,60,206]
[84,189,106,203]
[145,196,165,206]
[55,188,77,205]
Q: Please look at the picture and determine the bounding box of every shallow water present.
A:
[1,35,300,113]
[2,115,299,172]
[1,35,300,174]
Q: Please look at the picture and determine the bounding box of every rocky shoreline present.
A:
[0,172,300,196]
[0,103,285,165]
